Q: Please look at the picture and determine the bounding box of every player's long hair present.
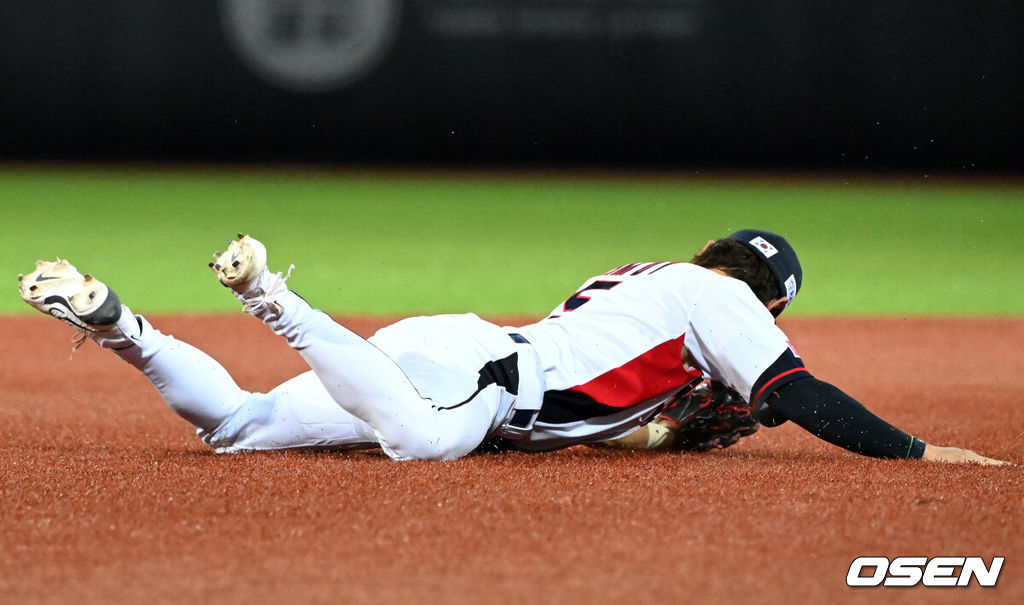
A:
[691,239,780,308]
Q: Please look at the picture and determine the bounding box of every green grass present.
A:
[1,166,1021,316]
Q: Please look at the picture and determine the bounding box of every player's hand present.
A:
[921,444,1010,466]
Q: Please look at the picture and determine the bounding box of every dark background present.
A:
[1,1,1021,173]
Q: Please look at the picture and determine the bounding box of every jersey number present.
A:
[563,280,620,311]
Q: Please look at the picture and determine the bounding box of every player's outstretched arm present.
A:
[764,377,1009,465]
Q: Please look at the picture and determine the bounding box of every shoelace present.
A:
[241,264,295,314]
[70,328,89,357]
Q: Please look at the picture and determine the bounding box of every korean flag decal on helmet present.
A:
[748,236,779,259]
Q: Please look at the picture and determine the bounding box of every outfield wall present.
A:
[1,1,1021,172]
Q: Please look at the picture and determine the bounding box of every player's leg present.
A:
[210,235,517,460]
[18,259,377,452]
[252,290,493,460]
[207,370,379,453]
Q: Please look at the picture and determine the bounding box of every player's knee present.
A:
[380,429,476,461]
[384,440,461,461]
[375,406,492,461]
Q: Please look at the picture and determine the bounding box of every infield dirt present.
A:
[1,315,1021,604]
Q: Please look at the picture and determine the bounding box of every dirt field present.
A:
[1,315,1021,604]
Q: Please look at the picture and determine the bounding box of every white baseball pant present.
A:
[105,300,543,460]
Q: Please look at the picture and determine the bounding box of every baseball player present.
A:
[18,231,1005,465]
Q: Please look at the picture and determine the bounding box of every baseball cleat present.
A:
[18,259,122,330]
[210,233,267,294]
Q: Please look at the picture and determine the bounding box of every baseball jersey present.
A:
[511,262,806,450]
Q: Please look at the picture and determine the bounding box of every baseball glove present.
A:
[656,380,759,451]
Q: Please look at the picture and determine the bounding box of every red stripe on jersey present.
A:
[752,367,809,404]
[566,335,703,408]
[649,261,679,274]
[608,263,641,276]
[630,262,660,275]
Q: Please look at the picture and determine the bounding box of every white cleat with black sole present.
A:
[210,233,268,295]
[18,259,122,330]
[17,259,146,355]
[210,234,292,314]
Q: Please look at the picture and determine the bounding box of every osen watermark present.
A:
[847,556,1004,587]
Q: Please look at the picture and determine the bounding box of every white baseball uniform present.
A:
[108,262,803,460]
[511,261,797,449]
